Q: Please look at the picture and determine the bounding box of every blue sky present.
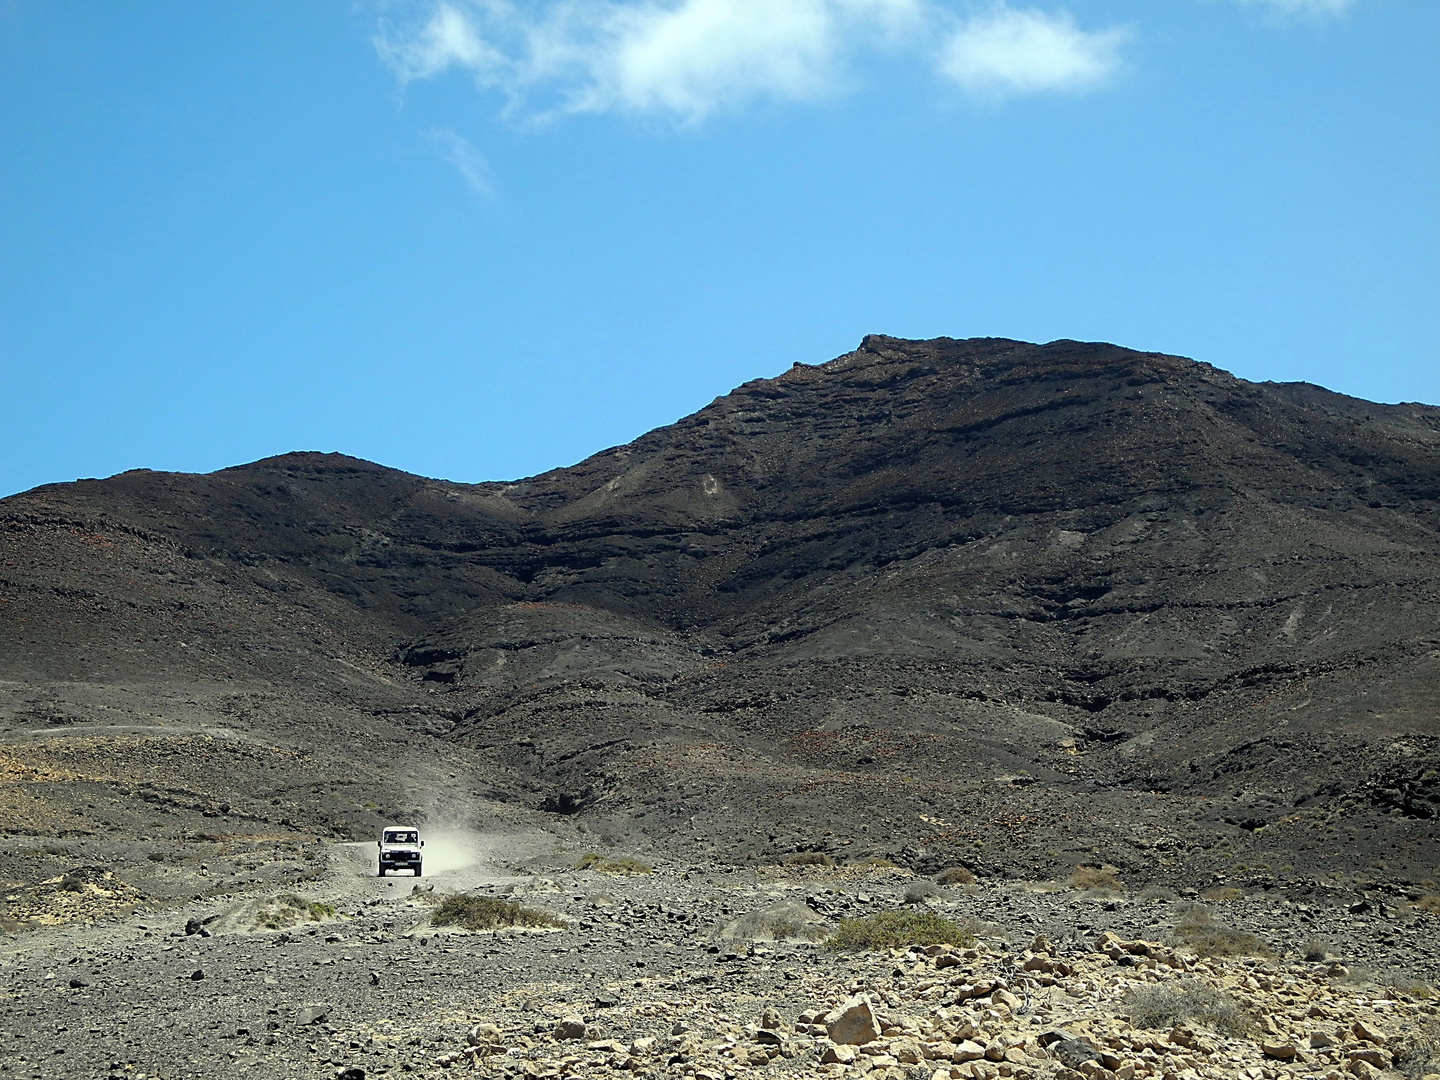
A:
[1,0,1435,498]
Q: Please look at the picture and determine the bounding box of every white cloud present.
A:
[936,6,1128,99]
[375,1,1127,123]
[426,127,497,197]
[376,2,502,82]
[572,0,925,120]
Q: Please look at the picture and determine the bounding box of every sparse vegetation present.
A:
[1301,938,1329,962]
[782,851,834,867]
[1068,865,1125,892]
[902,881,940,904]
[1394,1017,1440,1080]
[826,910,974,952]
[1412,890,1440,914]
[1172,907,1272,958]
[573,853,653,875]
[255,894,337,931]
[431,894,566,931]
[1387,976,1437,1001]
[934,866,975,886]
[1122,980,1253,1036]
[722,900,830,943]
[1199,885,1244,901]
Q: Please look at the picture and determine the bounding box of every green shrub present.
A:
[1172,907,1272,958]
[431,894,566,931]
[1123,981,1253,1036]
[573,853,652,875]
[826,910,974,952]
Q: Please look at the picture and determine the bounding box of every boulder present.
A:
[826,994,881,1046]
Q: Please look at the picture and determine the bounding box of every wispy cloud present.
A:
[936,7,1128,99]
[1239,0,1357,17]
[426,127,497,197]
[374,1,1128,124]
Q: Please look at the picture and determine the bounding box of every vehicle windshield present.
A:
[384,831,417,844]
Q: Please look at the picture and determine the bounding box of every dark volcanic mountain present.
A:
[3,335,1437,904]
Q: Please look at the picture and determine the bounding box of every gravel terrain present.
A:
[1,841,1437,1080]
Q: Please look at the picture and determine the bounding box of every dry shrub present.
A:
[573,853,652,875]
[903,881,941,905]
[431,894,565,931]
[1068,866,1125,892]
[782,852,834,867]
[254,894,337,931]
[1411,891,1440,915]
[1199,885,1244,902]
[720,900,831,943]
[1386,976,1437,1001]
[1138,885,1178,901]
[935,866,975,886]
[1123,980,1253,1036]
[1301,938,1329,962]
[1172,907,1272,958]
[1394,1017,1440,1080]
[826,910,975,952]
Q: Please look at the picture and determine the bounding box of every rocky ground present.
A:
[1,834,1437,1080]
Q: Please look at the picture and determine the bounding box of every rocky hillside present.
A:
[2,335,1437,904]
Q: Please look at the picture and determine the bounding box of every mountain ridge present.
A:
[2,334,1436,904]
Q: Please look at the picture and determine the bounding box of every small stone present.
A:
[554,1016,588,1041]
[1351,1020,1386,1044]
[954,1041,986,1063]
[1261,1042,1299,1060]
[1051,1040,1101,1068]
[189,970,204,981]
[296,1005,330,1026]
[761,1006,783,1030]
[1347,1049,1388,1068]
[468,1023,503,1047]
[822,1046,858,1065]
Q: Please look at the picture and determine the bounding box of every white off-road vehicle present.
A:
[377,826,424,877]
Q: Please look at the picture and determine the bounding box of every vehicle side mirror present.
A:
[420,840,425,848]
[377,841,382,847]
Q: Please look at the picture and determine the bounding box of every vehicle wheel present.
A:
[378,867,386,877]
[414,866,422,877]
